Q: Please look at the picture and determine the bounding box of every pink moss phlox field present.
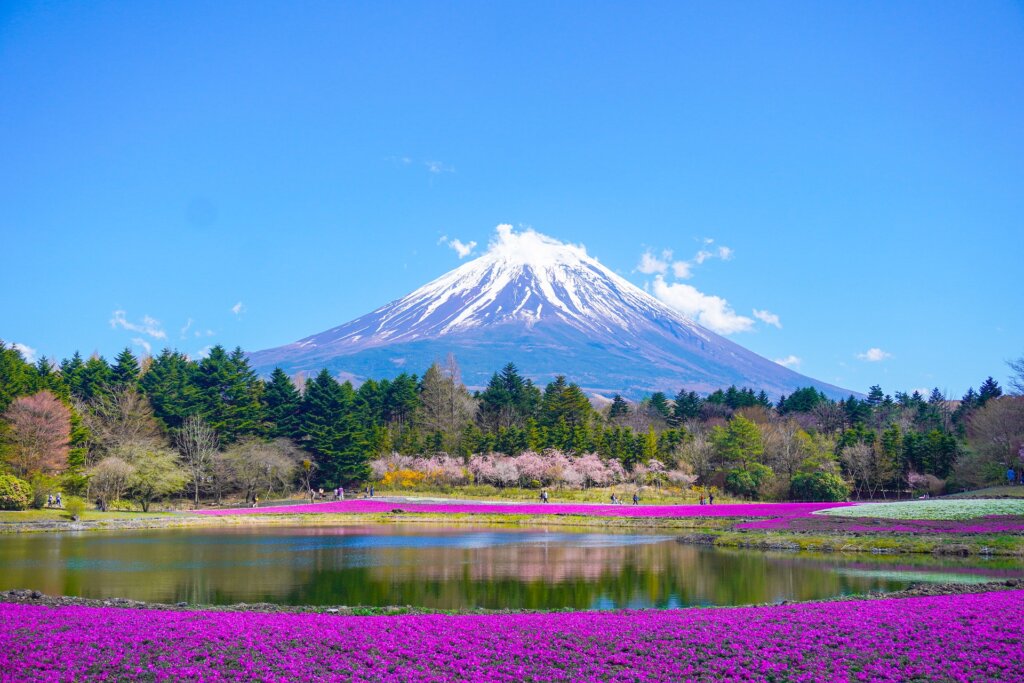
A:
[198,499,849,520]
[737,511,1024,534]
[3,592,1023,681]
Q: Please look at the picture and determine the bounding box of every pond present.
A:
[1,524,1020,610]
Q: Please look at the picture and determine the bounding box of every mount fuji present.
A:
[248,226,850,399]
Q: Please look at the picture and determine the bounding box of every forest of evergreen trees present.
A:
[1,340,1022,509]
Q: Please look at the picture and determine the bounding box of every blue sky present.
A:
[1,1,1022,397]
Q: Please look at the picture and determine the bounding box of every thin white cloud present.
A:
[195,345,213,360]
[651,276,755,334]
[12,342,37,363]
[637,250,669,275]
[231,302,245,316]
[752,309,782,328]
[640,240,732,280]
[857,347,893,362]
[179,318,193,339]
[446,238,477,259]
[424,160,454,174]
[774,355,802,369]
[110,310,167,339]
[131,338,152,355]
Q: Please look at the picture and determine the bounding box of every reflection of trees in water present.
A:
[2,527,1021,609]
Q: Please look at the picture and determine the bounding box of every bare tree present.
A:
[959,397,1024,487]
[419,355,476,452]
[82,386,162,459]
[223,438,301,503]
[2,391,70,477]
[88,456,134,510]
[840,442,880,499]
[175,415,219,507]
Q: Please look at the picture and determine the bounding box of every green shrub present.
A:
[791,471,850,502]
[29,473,60,509]
[108,499,136,512]
[725,463,773,500]
[64,496,86,521]
[0,474,33,510]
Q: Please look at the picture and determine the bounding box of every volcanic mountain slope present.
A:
[248,226,850,399]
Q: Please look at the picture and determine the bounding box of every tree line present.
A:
[1,340,1022,508]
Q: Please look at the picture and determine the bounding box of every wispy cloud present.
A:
[110,310,167,339]
[131,338,152,355]
[424,160,454,174]
[12,342,37,363]
[651,276,755,334]
[752,309,782,328]
[857,347,893,362]
[438,235,477,259]
[231,302,245,316]
[774,355,802,369]
[179,318,193,339]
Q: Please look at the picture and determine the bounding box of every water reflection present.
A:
[0,525,1020,610]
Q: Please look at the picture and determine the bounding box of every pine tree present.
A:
[59,352,86,398]
[978,377,1003,406]
[608,394,630,419]
[0,341,41,411]
[301,370,369,486]
[262,368,303,439]
[140,349,201,430]
[110,347,141,388]
[78,355,113,401]
[193,346,263,442]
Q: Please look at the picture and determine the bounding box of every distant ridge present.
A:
[249,226,851,399]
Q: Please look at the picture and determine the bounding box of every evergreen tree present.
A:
[478,362,540,430]
[140,349,201,430]
[59,352,86,398]
[978,377,1003,406]
[193,346,263,442]
[262,368,303,439]
[608,394,630,419]
[0,341,40,411]
[671,389,703,424]
[647,392,672,419]
[110,347,141,388]
[78,355,113,401]
[301,370,369,485]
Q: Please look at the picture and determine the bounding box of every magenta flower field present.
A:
[198,499,849,520]
[737,511,1024,534]
[3,591,1022,681]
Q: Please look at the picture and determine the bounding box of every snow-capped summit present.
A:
[248,226,849,398]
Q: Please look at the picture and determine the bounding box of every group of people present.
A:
[1007,467,1024,486]
[608,493,641,505]
[698,493,715,505]
[45,493,63,508]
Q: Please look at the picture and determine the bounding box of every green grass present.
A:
[819,499,1024,521]
[702,529,1024,556]
[946,486,1024,500]
[0,509,178,523]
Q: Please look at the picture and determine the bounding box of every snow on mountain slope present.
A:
[248,226,851,399]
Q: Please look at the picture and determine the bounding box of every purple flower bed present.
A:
[2,592,1022,681]
[198,499,849,520]
[737,511,1024,534]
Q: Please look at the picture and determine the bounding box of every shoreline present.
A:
[4,580,1021,616]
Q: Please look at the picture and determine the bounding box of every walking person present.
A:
[699,494,705,506]
[252,495,259,509]
[56,492,62,508]
[632,492,639,506]
[709,493,714,505]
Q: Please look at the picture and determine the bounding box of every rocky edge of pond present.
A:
[4,581,1022,616]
